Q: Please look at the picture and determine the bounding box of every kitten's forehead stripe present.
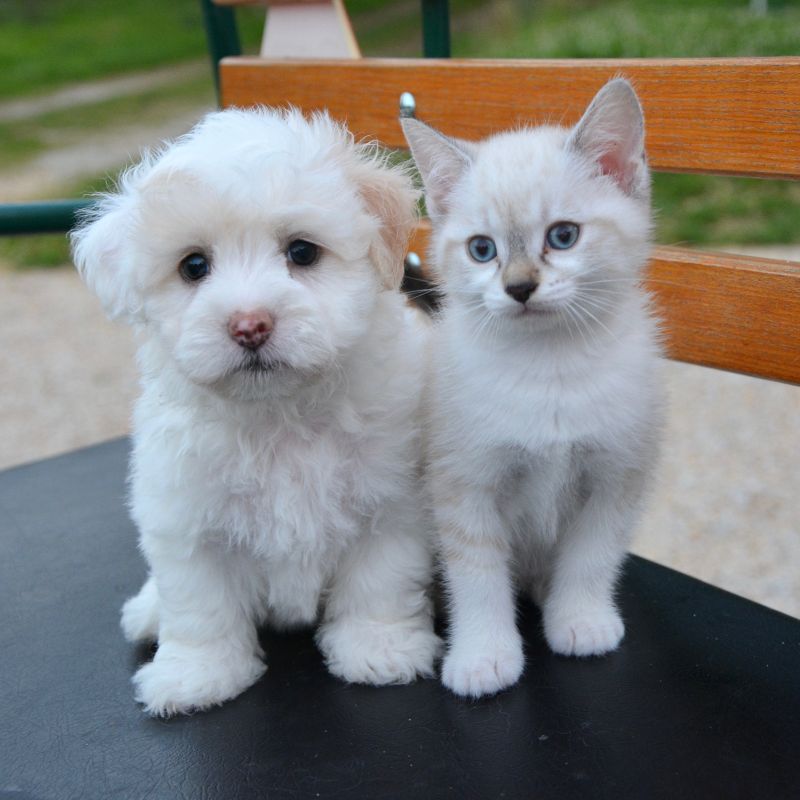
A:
[507,230,528,261]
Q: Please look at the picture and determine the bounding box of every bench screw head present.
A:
[404,251,422,270]
[399,92,417,118]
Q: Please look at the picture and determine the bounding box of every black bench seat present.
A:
[2,438,798,799]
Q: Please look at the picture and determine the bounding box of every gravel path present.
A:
[0,109,214,201]
[1,264,797,617]
[0,62,213,202]
[0,62,207,123]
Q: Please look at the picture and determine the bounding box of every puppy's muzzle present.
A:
[228,310,274,351]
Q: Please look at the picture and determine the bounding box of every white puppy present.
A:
[72,108,441,716]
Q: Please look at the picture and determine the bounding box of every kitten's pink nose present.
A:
[228,310,273,350]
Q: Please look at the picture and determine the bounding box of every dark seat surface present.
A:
[1,438,798,800]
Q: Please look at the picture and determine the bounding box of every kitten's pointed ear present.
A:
[568,78,648,197]
[400,117,474,219]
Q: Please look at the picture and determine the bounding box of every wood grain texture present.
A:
[221,57,800,179]
[647,247,800,384]
[406,225,800,384]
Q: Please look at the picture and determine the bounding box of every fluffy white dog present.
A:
[71,108,441,716]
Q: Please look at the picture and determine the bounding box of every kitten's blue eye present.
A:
[287,239,320,267]
[179,252,210,282]
[546,222,580,250]
[468,236,497,263]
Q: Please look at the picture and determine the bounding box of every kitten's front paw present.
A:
[317,617,442,686]
[544,607,624,657]
[441,637,524,699]
[132,641,266,717]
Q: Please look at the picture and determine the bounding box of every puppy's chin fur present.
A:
[72,107,441,716]
[190,357,296,403]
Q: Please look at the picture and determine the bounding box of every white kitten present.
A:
[402,79,664,698]
[72,107,441,716]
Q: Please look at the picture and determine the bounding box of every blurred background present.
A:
[1,0,798,614]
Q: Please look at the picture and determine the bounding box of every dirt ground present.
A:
[1,264,798,617]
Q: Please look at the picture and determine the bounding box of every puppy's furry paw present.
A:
[132,641,266,717]
[317,617,442,686]
[121,577,159,643]
[544,606,624,657]
[441,636,524,698]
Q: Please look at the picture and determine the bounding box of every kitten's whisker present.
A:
[556,305,580,346]
[461,304,497,346]
[572,299,620,344]
[565,296,604,349]
[579,278,639,286]
[562,300,592,350]
[580,274,692,293]
[576,291,622,305]
[638,278,694,290]
[573,293,617,312]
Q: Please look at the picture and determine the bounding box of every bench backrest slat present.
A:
[222,57,800,179]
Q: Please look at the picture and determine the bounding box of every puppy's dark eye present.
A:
[287,239,319,267]
[546,222,580,250]
[179,252,210,282]
[468,236,497,263]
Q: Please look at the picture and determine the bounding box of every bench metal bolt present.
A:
[405,251,422,270]
[399,92,417,118]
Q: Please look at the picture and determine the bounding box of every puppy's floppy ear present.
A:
[567,78,649,198]
[400,117,474,220]
[351,148,419,291]
[70,183,142,323]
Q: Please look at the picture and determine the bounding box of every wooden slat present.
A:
[647,246,800,384]
[221,57,800,179]
[405,225,800,385]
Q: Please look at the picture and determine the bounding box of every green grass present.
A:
[654,173,800,247]
[1,0,799,269]
[456,0,800,59]
[0,0,265,100]
[0,0,492,99]
[0,231,72,270]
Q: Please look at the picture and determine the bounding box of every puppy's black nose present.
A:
[228,310,273,350]
[505,281,538,304]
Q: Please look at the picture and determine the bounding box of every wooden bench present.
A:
[2,3,799,798]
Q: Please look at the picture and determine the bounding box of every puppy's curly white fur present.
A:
[72,108,440,716]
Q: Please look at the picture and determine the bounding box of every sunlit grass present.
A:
[457,0,800,59]
[0,0,265,100]
[654,174,800,247]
